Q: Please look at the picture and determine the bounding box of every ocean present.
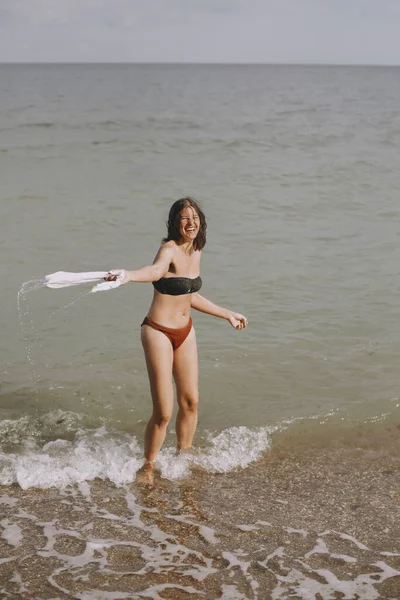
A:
[1,64,399,598]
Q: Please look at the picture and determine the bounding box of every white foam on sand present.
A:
[0,418,272,489]
[157,426,272,480]
[1,465,399,599]
[0,423,142,489]
[1,519,23,547]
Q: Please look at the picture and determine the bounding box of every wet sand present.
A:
[1,421,399,599]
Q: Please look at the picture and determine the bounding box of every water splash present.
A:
[17,279,45,384]
[17,279,92,391]
[0,422,272,488]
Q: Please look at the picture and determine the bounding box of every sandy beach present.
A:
[1,420,399,599]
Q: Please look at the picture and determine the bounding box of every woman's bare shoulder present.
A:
[153,241,175,264]
[162,240,177,250]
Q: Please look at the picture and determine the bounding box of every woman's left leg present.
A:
[173,326,199,451]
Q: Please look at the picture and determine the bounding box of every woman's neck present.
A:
[177,239,194,255]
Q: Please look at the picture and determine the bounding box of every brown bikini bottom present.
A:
[141,317,193,351]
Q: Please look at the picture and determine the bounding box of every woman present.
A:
[106,197,248,484]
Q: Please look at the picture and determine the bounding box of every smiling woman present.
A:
[105,197,248,485]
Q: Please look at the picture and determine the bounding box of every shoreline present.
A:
[1,420,399,598]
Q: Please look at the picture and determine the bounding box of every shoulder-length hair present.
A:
[162,197,207,251]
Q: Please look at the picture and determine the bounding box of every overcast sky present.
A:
[1,0,400,64]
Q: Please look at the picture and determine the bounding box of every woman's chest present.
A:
[169,252,201,277]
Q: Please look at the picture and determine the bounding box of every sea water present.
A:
[1,64,400,598]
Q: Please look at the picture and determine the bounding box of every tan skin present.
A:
[106,206,248,484]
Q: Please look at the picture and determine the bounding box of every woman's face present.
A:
[178,206,200,243]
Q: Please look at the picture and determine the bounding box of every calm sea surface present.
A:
[1,64,400,598]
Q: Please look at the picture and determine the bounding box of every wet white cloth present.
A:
[44,271,123,293]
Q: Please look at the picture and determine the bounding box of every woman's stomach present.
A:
[146,292,192,328]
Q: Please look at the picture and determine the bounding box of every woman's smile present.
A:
[179,207,199,240]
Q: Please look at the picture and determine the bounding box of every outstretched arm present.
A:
[191,293,248,330]
[106,244,173,284]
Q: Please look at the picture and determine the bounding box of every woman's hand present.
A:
[227,312,248,330]
[104,269,130,285]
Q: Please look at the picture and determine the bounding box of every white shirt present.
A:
[44,271,123,293]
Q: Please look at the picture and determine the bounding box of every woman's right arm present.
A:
[106,244,172,284]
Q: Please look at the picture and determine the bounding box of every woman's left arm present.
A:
[191,293,248,330]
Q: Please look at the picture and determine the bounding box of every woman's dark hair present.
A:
[163,197,207,251]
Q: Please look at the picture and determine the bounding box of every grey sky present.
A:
[1,0,400,64]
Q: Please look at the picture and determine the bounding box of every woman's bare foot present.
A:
[136,461,155,486]
[177,446,193,456]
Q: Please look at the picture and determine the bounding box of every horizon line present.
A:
[1,61,400,67]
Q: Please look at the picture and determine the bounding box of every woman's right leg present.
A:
[140,324,174,465]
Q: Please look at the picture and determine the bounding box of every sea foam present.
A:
[0,420,272,489]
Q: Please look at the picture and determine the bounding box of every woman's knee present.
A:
[178,392,199,413]
[152,411,172,428]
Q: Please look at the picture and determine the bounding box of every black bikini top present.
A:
[153,275,202,296]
